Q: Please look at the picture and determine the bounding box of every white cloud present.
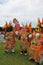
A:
[0,0,43,27]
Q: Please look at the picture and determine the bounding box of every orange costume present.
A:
[20,26,28,55]
[5,31,16,53]
[28,20,43,64]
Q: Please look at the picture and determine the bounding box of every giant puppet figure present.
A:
[19,24,29,55]
[4,21,17,53]
[4,26,16,53]
[28,20,43,64]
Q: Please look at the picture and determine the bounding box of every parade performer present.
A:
[20,25,28,55]
[4,27,16,53]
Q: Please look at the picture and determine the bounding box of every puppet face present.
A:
[36,27,41,33]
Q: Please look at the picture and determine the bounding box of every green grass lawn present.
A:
[0,40,43,65]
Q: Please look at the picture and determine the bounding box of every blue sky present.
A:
[0,0,8,4]
[0,0,43,27]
